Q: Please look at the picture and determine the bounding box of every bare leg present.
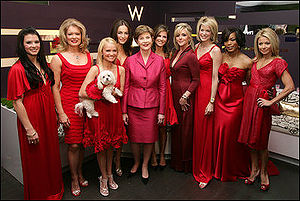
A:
[114,145,123,176]
[97,151,109,196]
[159,127,167,166]
[68,144,81,192]
[248,149,260,181]
[151,144,158,167]
[259,149,269,185]
[78,145,87,184]
[130,142,140,173]
[106,147,113,176]
[142,143,154,178]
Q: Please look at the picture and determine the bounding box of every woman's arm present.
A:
[119,66,125,93]
[78,65,99,100]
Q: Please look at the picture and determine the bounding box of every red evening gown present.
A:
[57,53,91,144]
[7,60,64,200]
[193,45,218,183]
[238,58,288,150]
[213,63,251,181]
[163,58,178,126]
[170,46,200,172]
[83,65,128,152]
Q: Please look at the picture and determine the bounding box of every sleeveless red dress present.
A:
[193,45,218,183]
[57,53,91,144]
[238,58,288,150]
[7,60,64,200]
[213,63,251,181]
[163,58,178,126]
[116,57,128,67]
[83,65,128,153]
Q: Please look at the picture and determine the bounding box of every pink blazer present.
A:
[122,51,166,114]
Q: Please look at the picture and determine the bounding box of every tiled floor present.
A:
[1,155,299,200]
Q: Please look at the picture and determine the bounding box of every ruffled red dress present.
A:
[7,60,64,200]
[83,65,128,153]
[238,58,288,150]
[213,63,251,181]
[57,53,91,144]
[163,58,178,126]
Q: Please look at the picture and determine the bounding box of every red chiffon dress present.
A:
[163,58,178,126]
[170,46,200,172]
[193,45,219,183]
[57,53,91,144]
[83,65,128,153]
[238,58,288,150]
[213,63,251,181]
[7,60,64,200]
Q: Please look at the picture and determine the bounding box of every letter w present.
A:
[128,4,144,21]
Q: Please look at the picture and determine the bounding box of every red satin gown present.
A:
[7,61,64,200]
[57,52,91,144]
[213,63,251,181]
[193,45,218,183]
[163,58,178,126]
[83,65,128,152]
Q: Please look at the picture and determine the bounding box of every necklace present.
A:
[75,55,79,60]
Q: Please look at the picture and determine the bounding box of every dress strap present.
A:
[208,45,218,53]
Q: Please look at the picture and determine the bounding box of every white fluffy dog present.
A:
[75,70,122,118]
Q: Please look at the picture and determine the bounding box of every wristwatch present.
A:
[210,97,215,103]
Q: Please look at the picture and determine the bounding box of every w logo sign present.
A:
[128,4,144,21]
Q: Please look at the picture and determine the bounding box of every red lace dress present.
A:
[83,65,128,153]
[57,52,91,144]
[163,58,178,126]
[238,58,288,150]
[213,63,251,181]
[193,45,218,183]
[7,60,64,200]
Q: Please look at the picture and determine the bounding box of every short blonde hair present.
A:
[173,23,194,50]
[134,25,154,42]
[254,27,280,59]
[57,18,89,53]
[96,37,118,65]
[196,16,218,43]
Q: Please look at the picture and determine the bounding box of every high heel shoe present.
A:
[141,166,149,185]
[199,182,208,189]
[114,157,123,177]
[244,170,260,185]
[71,180,81,196]
[79,179,89,187]
[98,176,109,196]
[260,183,270,191]
[107,174,118,190]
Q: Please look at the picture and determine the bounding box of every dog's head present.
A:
[98,70,116,86]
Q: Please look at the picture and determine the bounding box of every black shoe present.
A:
[159,164,166,171]
[151,165,158,171]
[141,176,149,185]
[127,171,137,178]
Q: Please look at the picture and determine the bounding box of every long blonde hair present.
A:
[173,23,194,50]
[96,37,118,65]
[57,18,89,53]
[196,16,218,43]
[254,27,280,59]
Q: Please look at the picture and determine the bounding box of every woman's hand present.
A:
[59,113,70,128]
[157,114,165,124]
[204,102,214,115]
[179,97,190,111]
[122,113,129,125]
[257,98,273,107]
[26,129,39,145]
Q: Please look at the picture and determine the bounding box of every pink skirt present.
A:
[127,106,159,143]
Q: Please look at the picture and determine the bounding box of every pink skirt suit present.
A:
[122,51,166,143]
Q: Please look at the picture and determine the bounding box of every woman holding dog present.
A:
[50,18,92,196]
[122,25,166,184]
[79,37,127,197]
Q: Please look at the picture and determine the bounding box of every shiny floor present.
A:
[1,155,299,200]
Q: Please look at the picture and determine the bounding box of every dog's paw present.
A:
[93,111,99,117]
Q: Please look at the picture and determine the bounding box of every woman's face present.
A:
[102,42,118,63]
[258,36,272,56]
[117,25,129,45]
[137,32,153,51]
[175,28,190,48]
[155,31,168,48]
[23,34,40,56]
[224,32,239,53]
[66,25,82,47]
[199,24,212,42]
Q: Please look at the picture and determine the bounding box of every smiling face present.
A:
[102,42,118,63]
[117,25,129,45]
[66,25,82,47]
[199,24,212,42]
[224,32,239,53]
[155,31,168,48]
[137,32,153,51]
[23,34,40,56]
[175,28,189,48]
[258,36,272,56]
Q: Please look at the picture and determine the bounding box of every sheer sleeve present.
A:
[274,58,288,79]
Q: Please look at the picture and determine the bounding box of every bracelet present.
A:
[26,131,37,137]
[182,94,189,99]
[210,97,215,104]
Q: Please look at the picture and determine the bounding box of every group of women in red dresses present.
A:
[7,15,296,200]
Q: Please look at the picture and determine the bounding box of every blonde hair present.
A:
[134,25,154,42]
[96,37,118,65]
[57,18,89,53]
[254,27,280,59]
[196,16,218,43]
[173,23,194,50]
